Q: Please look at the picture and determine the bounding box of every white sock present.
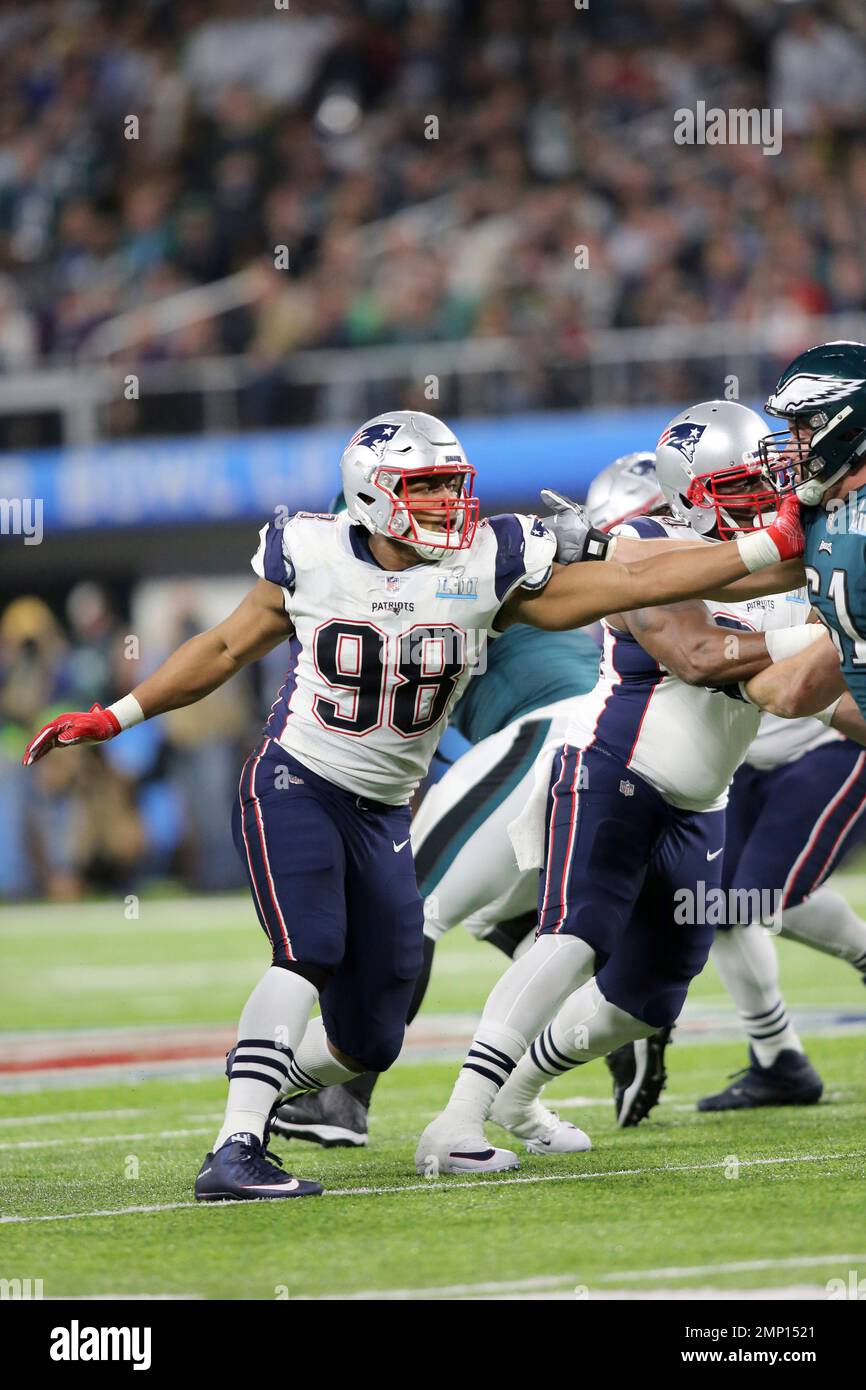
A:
[214,967,318,1150]
[444,935,595,1125]
[781,887,866,973]
[496,979,653,1120]
[711,925,803,1067]
[282,1016,362,1096]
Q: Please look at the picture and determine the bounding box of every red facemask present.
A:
[376,465,480,551]
[685,459,779,540]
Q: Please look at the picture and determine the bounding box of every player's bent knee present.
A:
[328,1041,367,1073]
[351,1032,405,1074]
[272,959,333,992]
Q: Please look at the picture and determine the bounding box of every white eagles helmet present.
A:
[655,400,778,539]
[585,451,665,531]
[339,411,478,560]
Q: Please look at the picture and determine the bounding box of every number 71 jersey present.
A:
[251,511,555,804]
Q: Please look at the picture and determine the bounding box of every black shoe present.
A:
[194,1132,323,1202]
[270,1086,369,1149]
[605,1028,672,1128]
[697,1047,823,1112]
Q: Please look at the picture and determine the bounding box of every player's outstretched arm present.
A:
[23,579,293,765]
[622,600,776,687]
[741,633,846,720]
[502,497,804,632]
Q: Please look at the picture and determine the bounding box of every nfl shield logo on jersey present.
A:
[619,779,635,797]
[386,575,401,593]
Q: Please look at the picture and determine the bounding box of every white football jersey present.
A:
[251,511,555,803]
[745,710,839,771]
[564,516,815,811]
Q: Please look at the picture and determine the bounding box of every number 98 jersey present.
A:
[251,511,555,804]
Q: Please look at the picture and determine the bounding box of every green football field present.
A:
[1,883,865,1301]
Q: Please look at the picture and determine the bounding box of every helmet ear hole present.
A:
[358,492,375,505]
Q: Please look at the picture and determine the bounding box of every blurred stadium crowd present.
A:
[0,586,278,898]
[0,0,864,422]
[5,0,866,898]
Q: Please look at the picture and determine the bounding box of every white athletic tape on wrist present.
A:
[764,625,825,664]
[815,695,843,727]
[107,694,145,729]
[603,536,617,562]
[736,528,781,573]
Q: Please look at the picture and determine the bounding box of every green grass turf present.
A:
[1,885,865,1299]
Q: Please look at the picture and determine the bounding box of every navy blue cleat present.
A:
[270,1087,369,1149]
[605,1027,672,1127]
[194,1132,323,1202]
[697,1048,823,1112]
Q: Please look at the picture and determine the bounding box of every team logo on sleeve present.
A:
[656,421,707,465]
[347,422,404,456]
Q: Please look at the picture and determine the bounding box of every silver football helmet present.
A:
[585,451,665,530]
[339,411,478,560]
[655,400,777,539]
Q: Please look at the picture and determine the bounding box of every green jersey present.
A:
[449,624,600,744]
[803,488,866,717]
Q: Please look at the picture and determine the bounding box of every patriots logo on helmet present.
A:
[346,422,404,456]
[626,457,656,477]
[657,422,707,466]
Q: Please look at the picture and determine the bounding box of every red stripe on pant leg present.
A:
[552,751,582,933]
[539,746,570,925]
[247,741,294,960]
[781,752,866,909]
[238,752,272,940]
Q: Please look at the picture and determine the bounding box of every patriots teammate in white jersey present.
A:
[23,410,805,1201]
[651,406,866,1111]
[416,401,837,1174]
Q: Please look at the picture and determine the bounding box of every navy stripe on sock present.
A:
[236,1037,294,1056]
[472,1040,516,1070]
[537,1029,572,1075]
[530,1037,562,1078]
[231,1053,289,1077]
[228,1070,282,1090]
[469,1045,515,1075]
[462,1062,506,1087]
[748,1018,791,1041]
[741,1002,784,1022]
[542,1027,576,1069]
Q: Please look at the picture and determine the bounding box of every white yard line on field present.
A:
[0,1108,147,1128]
[477,1285,828,1301]
[1,1150,860,1224]
[300,1254,866,1301]
[0,1126,213,1152]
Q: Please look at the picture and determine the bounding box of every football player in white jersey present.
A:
[23,410,805,1200]
[416,401,841,1174]
[651,410,866,1110]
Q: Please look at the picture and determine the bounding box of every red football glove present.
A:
[765,493,804,562]
[22,703,121,767]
